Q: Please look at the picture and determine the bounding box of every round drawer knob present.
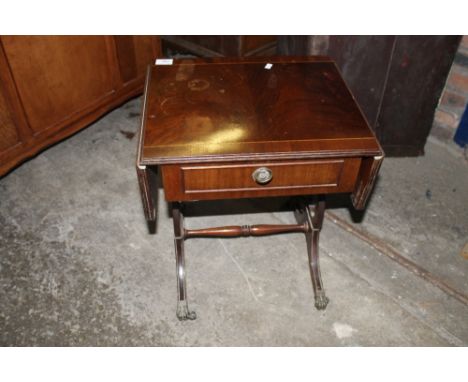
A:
[252,167,273,185]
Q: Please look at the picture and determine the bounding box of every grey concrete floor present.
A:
[1,97,467,346]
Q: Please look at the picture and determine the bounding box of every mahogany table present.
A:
[136,56,384,320]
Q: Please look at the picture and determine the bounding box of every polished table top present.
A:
[139,57,382,165]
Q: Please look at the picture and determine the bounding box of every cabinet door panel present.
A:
[375,36,460,155]
[115,36,158,84]
[242,36,277,56]
[0,84,20,153]
[1,36,116,135]
[134,36,158,76]
[162,36,277,57]
[321,36,395,131]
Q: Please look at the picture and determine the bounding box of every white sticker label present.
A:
[264,63,273,70]
[155,58,173,65]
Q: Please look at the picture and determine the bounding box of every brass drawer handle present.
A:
[252,167,273,185]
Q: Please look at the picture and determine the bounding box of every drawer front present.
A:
[162,158,361,201]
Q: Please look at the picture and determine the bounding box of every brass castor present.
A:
[176,301,197,321]
[314,292,329,310]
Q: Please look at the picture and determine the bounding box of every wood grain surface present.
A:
[161,158,361,201]
[137,56,384,209]
[140,56,381,165]
[0,36,161,177]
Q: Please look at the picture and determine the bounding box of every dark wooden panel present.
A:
[133,36,160,75]
[322,36,395,132]
[351,155,384,210]
[0,36,160,177]
[136,166,158,233]
[375,36,461,155]
[114,35,138,83]
[2,36,116,135]
[243,36,276,53]
[0,83,19,153]
[0,81,144,177]
[115,36,159,84]
[277,36,310,56]
[162,36,277,57]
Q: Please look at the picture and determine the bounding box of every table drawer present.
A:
[162,158,361,201]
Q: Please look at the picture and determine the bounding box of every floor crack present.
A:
[218,239,259,302]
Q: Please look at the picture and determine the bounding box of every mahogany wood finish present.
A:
[161,158,361,201]
[136,166,158,233]
[139,56,381,165]
[185,223,308,238]
[0,36,161,176]
[295,197,329,309]
[351,155,384,210]
[136,57,384,319]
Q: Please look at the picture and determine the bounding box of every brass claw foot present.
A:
[176,301,197,321]
[314,292,329,310]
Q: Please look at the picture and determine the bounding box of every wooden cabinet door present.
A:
[0,84,21,157]
[115,36,160,84]
[1,36,118,136]
[374,36,460,156]
[0,36,160,176]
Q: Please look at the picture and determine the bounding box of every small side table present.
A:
[136,57,384,320]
